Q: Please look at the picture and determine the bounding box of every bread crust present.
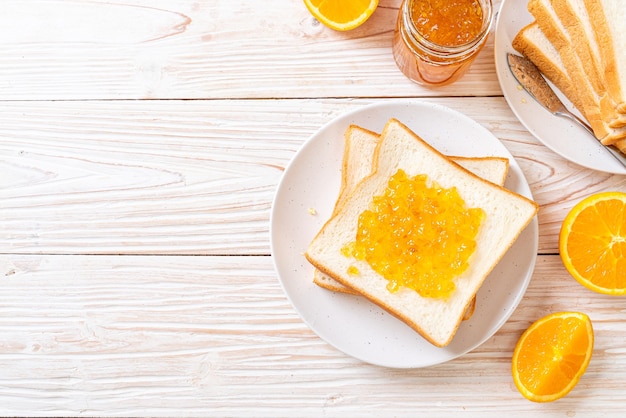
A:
[584,0,626,114]
[551,0,626,124]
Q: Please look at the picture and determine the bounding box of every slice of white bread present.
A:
[305,119,539,347]
[313,126,510,322]
[550,0,626,126]
[551,0,619,116]
[584,0,626,114]
[512,22,626,153]
[527,0,626,141]
[313,126,510,294]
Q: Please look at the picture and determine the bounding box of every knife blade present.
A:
[506,53,626,168]
[507,53,565,114]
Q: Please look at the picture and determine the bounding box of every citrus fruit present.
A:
[559,191,626,295]
[303,0,379,31]
[512,311,594,403]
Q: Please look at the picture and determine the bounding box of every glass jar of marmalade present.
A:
[392,0,493,86]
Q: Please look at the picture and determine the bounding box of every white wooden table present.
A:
[1,1,625,416]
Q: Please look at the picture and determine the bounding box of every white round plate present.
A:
[494,0,626,174]
[270,100,538,368]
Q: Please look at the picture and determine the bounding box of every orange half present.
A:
[512,311,594,402]
[559,191,626,295]
[303,0,379,31]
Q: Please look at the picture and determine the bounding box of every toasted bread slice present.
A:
[305,119,538,347]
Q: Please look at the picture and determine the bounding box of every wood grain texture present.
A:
[1,254,625,417]
[2,98,625,256]
[2,0,626,415]
[0,0,502,100]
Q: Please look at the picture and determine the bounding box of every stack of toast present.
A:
[512,0,626,154]
[305,119,538,347]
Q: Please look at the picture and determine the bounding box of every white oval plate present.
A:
[494,0,626,174]
[270,100,538,368]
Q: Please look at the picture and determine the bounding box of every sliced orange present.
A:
[512,311,594,403]
[559,191,626,295]
[303,0,379,31]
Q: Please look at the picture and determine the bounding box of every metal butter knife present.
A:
[506,53,626,168]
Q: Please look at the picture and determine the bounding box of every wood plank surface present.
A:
[3,98,625,256]
[2,0,626,415]
[0,0,501,100]
[1,254,625,416]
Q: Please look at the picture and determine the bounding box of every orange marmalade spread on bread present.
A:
[342,169,484,298]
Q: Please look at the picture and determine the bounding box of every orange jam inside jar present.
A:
[392,0,493,86]
[342,169,485,299]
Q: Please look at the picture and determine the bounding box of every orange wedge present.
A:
[512,311,594,403]
[303,0,379,31]
[559,191,626,295]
